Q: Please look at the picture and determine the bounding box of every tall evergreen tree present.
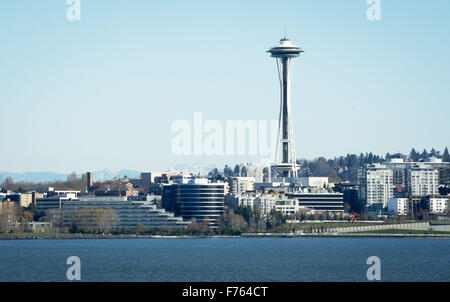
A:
[410,148,419,161]
[421,149,428,160]
[443,147,450,162]
[430,148,437,157]
[359,153,365,165]
[347,154,358,167]
[368,152,374,164]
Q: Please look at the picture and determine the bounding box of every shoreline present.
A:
[1,233,450,240]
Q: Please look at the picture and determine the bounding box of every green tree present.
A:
[310,157,338,177]
[410,148,419,161]
[237,206,253,224]
[443,147,450,162]
[430,148,437,157]
[421,149,428,160]
[219,211,246,234]
[16,208,34,223]
[266,209,286,230]
[223,165,234,177]
[0,202,18,233]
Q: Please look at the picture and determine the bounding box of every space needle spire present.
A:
[268,37,304,178]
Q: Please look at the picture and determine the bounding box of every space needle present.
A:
[268,37,304,178]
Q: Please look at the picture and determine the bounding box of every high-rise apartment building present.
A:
[360,160,441,209]
[359,164,394,208]
[406,164,439,196]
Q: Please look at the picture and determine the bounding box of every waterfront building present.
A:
[233,190,344,217]
[388,195,448,216]
[287,192,344,213]
[162,177,226,228]
[232,192,279,217]
[4,193,33,207]
[359,164,394,208]
[360,159,443,209]
[274,193,344,215]
[35,190,80,211]
[20,193,33,207]
[62,195,189,229]
[275,199,297,216]
[36,195,76,211]
[255,194,279,216]
[53,190,80,199]
[387,198,409,215]
[387,158,408,186]
[387,157,449,189]
[406,164,439,196]
[429,197,449,213]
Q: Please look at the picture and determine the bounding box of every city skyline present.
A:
[1,0,449,173]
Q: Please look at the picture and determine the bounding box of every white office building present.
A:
[234,192,279,217]
[275,200,297,216]
[429,197,448,213]
[387,198,409,215]
[297,177,329,189]
[229,177,255,196]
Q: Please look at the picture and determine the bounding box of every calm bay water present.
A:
[0,238,448,282]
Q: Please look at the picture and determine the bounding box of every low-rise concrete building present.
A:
[297,177,329,189]
[388,198,409,215]
[287,192,344,213]
[429,197,449,213]
[388,195,449,216]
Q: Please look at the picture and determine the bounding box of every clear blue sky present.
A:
[1,0,449,173]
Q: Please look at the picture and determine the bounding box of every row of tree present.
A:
[47,208,118,234]
[1,172,89,193]
[297,147,449,183]
[408,147,450,162]
[0,203,35,233]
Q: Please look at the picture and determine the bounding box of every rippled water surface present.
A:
[0,238,448,281]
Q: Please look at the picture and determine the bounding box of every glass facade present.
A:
[162,183,226,228]
[61,197,190,229]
